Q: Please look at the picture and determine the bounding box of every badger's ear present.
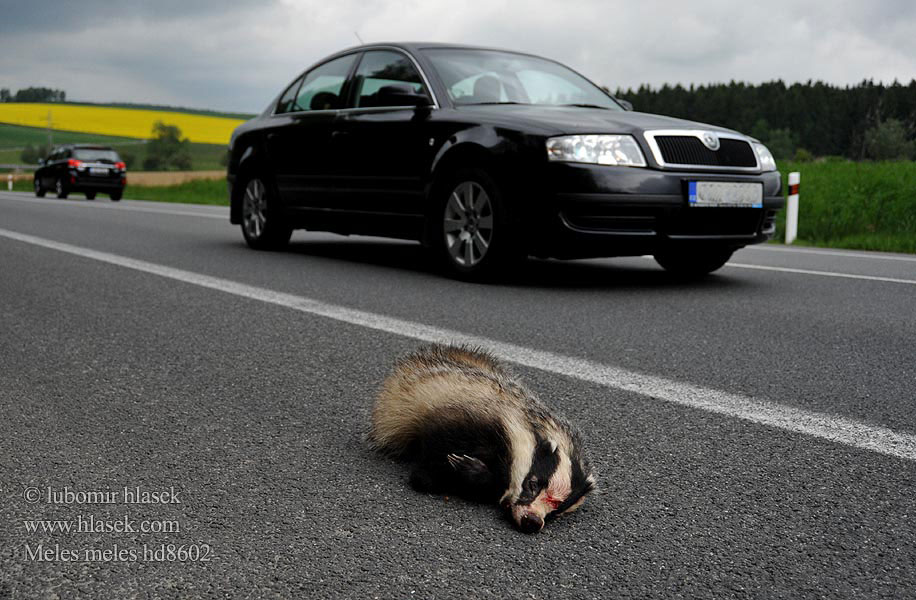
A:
[447,454,489,477]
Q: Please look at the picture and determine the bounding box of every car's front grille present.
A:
[653,136,758,168]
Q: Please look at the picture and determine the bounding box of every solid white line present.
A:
[748,244,916,263]
[0,192,226,219]
[727,262,916,285]
[2,226,915,462]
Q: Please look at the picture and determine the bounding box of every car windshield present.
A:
[73,148,120,163]
[422,48,622,110]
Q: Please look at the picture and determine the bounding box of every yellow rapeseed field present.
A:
[0,103,246,145]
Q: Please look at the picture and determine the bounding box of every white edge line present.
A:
[2,226,915,463]
[0,192,226,220]
[748,244,916,263]
[727,262,916,285]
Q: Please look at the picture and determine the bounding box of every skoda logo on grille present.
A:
[701,131,720,151]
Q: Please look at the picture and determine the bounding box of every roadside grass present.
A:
[0,123,227,171]
[775,160,916,254]
[11,177,228,205]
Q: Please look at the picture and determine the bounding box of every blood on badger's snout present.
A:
[369,344,596,534]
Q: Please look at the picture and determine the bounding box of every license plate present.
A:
[688,181,763,208]
[90,167,109,176]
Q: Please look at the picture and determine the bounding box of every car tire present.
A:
[55,178,68,199]
[85,192,96,200]
[110,192,122,202]
[34,178,46,197]
[654,247,734,278]
[431,168,519,280]
[240,176,292,250]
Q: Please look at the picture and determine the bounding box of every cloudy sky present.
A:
[2,0,914,114]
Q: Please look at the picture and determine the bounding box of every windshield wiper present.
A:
[560,103,610,110]
[460,101,525,106]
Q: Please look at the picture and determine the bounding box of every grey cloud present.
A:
[1,0,913,113]
[0,0,271,34]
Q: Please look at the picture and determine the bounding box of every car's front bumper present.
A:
[528,164,784,259]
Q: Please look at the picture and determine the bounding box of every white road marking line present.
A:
[727,262,916,285]
[637,255,916,285]
[2,226,915,462]
[748,244,916,263]
[0,192,226,219]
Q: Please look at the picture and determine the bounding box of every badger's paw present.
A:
[446,454,487,474]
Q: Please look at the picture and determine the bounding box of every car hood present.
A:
[455,105,746,138]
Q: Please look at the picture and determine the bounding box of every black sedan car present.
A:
[227,43,783,278]
[35,144,126,201]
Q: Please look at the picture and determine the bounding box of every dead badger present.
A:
[369,344,595,533]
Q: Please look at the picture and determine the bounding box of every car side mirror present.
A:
[378,84,432,108]
[617,99,634,111]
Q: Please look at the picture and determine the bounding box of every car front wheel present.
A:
[433,169,517,279]
[241,176,292,250]
[55,178,68,199]
[654,247,734,278]
[34,178,46,197]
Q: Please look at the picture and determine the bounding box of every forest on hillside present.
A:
[615,80,916,160]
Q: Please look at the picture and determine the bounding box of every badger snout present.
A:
[518,512,544,534]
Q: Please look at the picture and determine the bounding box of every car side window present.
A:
[290,54,357,112]
[353,50,428,108]
[275,76,305,114]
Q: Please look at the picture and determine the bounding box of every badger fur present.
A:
[369,344,595,533]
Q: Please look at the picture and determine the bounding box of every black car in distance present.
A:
[35,144,126,201]
[227,43,783,279]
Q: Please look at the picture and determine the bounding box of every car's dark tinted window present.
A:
[353,50,427,108]
[73,148,120,162]
[275,76,305,114]
[288,54,357,112]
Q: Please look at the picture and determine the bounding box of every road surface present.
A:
[1,191,914,598]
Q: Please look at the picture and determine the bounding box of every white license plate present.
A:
[90,167,109,176]
[688,181,763,208]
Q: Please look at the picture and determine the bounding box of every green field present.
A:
[775,160,916,253]
[0,123,227,171]
[59,101,256,121]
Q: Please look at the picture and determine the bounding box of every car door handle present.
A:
[331,130,349,139]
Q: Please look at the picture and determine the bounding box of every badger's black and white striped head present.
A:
[499,420,595,534]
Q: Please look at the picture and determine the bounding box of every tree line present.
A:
[1,86,66,103]
[614,80,916,160]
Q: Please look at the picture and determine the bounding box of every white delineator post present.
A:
[785,171,800,244]
[7,174,11,191]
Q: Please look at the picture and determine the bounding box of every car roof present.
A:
[329,41,543,58]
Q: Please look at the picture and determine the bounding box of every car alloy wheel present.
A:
[55,178,67,199]
[443,181,494,268]
[34,178,45,197]
[240,176,292,250]
[243,178,268,240]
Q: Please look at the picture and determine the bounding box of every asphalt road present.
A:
[1,191,914,599]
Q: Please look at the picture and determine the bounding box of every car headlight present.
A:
[752,142,777,172]
[546,135,646,167]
